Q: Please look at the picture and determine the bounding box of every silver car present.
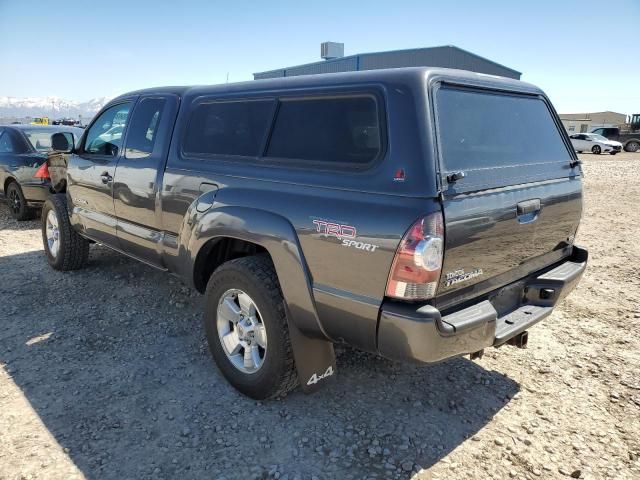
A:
[569,132,622,155]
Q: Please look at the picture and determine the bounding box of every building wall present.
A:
[254,46,521,80]
[357,46,519,78]
[561,119,591,133]
[559,111,627,133]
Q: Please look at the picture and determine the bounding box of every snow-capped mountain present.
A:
[0,96,111,119]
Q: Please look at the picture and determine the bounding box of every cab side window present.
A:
[0,130,15,153]
[84,103,132,156]
[266,96,381,165]
[125,98,166,159]
[183,100,274,157]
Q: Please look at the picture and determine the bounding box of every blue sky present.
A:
[0,0,638,114]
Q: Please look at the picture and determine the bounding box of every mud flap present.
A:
[286,316,337,393]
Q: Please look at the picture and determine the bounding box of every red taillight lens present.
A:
[34,162,50,180]
[386,211,444,300]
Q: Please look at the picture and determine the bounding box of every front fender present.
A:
[179,204,330,342]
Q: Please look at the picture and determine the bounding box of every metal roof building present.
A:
[253,44,521,80]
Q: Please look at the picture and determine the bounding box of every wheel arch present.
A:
[182,204,338,392]
[184,205,329,341]
[193,236,269,293]
[3,176,17,194]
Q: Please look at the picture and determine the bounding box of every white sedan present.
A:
[569,133,623,155]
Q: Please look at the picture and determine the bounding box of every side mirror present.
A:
[51,132,74,153]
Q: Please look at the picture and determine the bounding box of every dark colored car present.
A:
[41,68,588,399]
[589,126,640,153]
[0,125,82,220]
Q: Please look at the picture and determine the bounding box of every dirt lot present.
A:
[0,152,639,480]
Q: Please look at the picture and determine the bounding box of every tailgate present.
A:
[433,85,582,309]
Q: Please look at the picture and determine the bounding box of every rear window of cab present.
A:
[181,93,383,168]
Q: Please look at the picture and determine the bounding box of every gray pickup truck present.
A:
[41,68,588,399]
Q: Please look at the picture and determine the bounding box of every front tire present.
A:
[610,152,617,155]
[591,145,602,154]
[6,181,36,221]
[204,255,298,399]
[41,195,89,271]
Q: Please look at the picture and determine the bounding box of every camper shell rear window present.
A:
[435,85,574,191]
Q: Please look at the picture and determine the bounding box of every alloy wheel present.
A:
[216,289,268,374]
[8,188,21,215]
[45,210,60,258]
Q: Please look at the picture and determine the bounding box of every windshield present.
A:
[23,129,76,152]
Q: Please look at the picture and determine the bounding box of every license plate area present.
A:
[488,280,526,316]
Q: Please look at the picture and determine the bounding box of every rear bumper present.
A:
[21,182,50,206]
[377,246,588,363]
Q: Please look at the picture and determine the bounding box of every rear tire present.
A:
[591,145,601,155]
[41,194,89,271]
[610,152,617,155]
[204,255,298,399]
[625,141,639,153]
[6,182,36,221]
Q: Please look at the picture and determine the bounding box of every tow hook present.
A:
[469,349,484,361]
[507,331,529,349]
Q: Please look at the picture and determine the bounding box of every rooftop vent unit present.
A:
[321,42,344,60]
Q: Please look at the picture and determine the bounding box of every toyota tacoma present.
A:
[39,68,588,399]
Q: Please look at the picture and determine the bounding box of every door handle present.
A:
[516,199,541,224]
[100,172,113,184]
[517,199,540,215]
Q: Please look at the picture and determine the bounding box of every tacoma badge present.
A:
[444,268,484,287]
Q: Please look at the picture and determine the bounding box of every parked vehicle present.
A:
[590,126,640,152]
[569,133,622,155]
[52,118,82,127]
[41,68,587,399]
[30,117,49,126]
[0,125,82,220]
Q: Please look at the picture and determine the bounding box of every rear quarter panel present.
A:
[0,153,47,196]
[159,74,442,351]
[161,165,440,351]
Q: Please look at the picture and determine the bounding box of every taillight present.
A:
[34,162,50,180]
[386,211,444,300]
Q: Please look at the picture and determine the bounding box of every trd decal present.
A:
[312,219,379,252]
[341,239,379,252]
[312,220,356,240]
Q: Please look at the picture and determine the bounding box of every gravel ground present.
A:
[0,152,639,480]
